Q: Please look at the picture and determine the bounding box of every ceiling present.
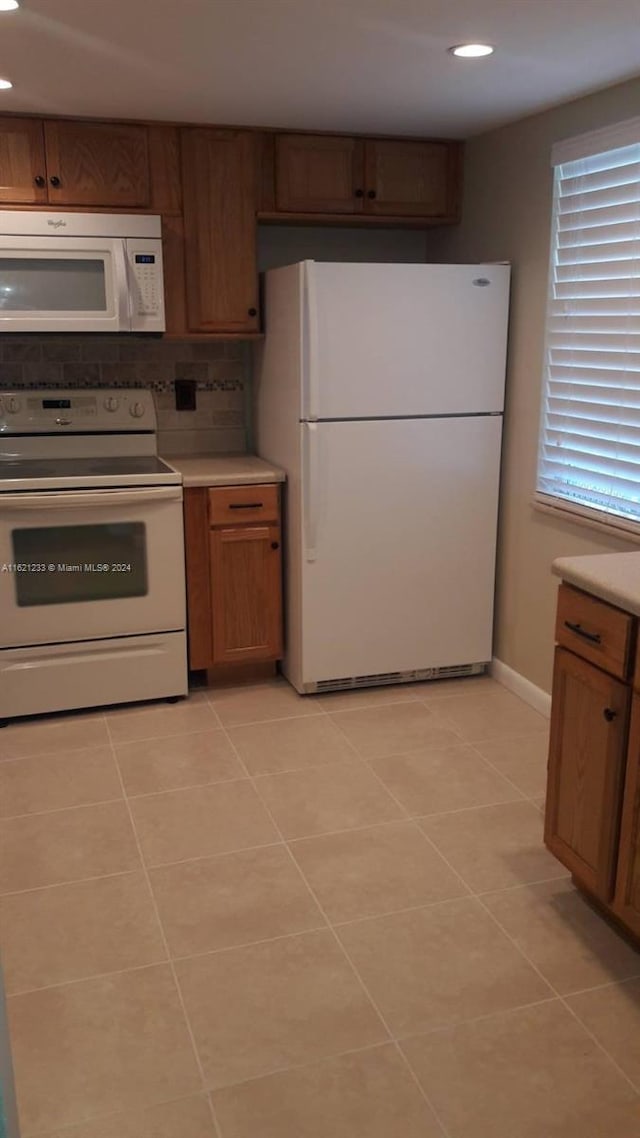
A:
[3,0,640,138]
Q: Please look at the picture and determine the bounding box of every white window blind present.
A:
[536,126,640,529]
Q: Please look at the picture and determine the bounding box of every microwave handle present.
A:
[113,240,132,329]
[0,488,183,510]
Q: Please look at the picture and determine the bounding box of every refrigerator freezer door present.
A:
[301,261,510,420]
[289,415,503,691]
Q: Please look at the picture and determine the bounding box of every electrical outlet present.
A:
[175,379,197,411]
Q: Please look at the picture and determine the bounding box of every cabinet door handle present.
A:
[49,175,61,187]
[355,188,364,198]
[563,620,602,645]
[248,307,257,317]
[367,189,377,199]
[603,707,617,722]
[34,175,46,188]
[270,541,280,550]
[229,502,263,510]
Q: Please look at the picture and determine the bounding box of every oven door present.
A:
[0,235,130,332]
[0,486,185,648]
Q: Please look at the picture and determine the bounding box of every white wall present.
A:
[430,76,640,692]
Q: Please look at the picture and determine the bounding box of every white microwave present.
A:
[0,211,165,333]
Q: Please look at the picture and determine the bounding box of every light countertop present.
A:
[162,453,286,488]
[552,552,640,615]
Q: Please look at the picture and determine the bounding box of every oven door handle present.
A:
[0,487,183,510]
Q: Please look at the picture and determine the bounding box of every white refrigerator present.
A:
[255,260,510,694]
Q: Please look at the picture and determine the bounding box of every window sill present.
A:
[532,493,640,547]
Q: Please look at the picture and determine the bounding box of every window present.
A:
[536,117,640,535]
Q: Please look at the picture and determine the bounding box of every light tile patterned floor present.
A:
[1,675,640,1138]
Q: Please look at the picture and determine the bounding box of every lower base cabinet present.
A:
[544,582,640,943]
[544,647,629,903]
[614,695,640,937]
[210,521,282,665]
[183,483,283,670]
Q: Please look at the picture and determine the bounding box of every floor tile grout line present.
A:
[389,1040,453,1138]
[334,726,478,900]
[472,871,571,900]
[19,1091,213,1138]
[555,971,640,1001]
[325,703,469,755]
[466,739,549,811]
[395,993,563,1046]
[219,724,457,1138]
[122,774,252,801]
[472,888,640,1098]
[0,794,125,824]
[103,718,222,1136]
[0,865,156,901]
[208,1040,396,1098]
[6,956,172,999]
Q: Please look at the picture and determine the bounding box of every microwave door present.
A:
[0,236,130,332]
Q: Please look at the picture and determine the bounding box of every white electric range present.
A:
[0,388,188,721]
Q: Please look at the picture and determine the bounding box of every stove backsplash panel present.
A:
[0,336,251,456]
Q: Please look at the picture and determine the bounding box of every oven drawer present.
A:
[208,484,279,526]
[556,583,634,680]
[0,631,187,718]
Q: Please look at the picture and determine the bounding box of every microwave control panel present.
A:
[126,238,165,332]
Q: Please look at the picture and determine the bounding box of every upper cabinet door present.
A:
[0,117,47,204]
[44,121,150,207]
[364,139,457,218]
[275,134,364,214]
[181,128,259,333]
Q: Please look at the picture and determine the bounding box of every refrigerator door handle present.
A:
[302,261,320,421]
[303,421,320,562]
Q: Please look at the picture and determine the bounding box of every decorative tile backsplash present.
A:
[0,335,251,455]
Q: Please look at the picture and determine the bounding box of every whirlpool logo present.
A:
[47,219,67,228]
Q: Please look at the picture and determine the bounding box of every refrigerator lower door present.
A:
[288,415,503,692]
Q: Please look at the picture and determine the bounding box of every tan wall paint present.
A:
[430,76,640,693]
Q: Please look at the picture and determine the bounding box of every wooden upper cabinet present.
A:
[545,647,630,902]
[148,125,182,215]
[43,120,150,207]
[0,117,47,203]
[364,139,455,218]
[614,694,640,936]
[181,128,259,333]
[275,134,364,214]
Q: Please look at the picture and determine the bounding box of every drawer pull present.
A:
[564,620,602,645]
[229,502,263,510]
[603,707,617,722]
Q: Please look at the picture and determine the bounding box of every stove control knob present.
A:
[130,401,146,418]
[6,396,21,414]
[104,397,120,412]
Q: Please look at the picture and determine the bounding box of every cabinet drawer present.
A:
[208,484,279,526]
[556,584,633,680]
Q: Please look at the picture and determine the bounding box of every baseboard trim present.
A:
[490,657,551,719]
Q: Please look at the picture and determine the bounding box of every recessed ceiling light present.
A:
[0,1,19,10]
[0,77,13,89]
[449,43,494,58]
